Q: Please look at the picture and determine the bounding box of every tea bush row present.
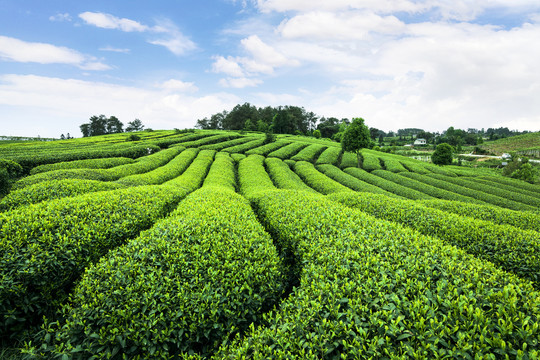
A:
[238,155,276,198]
[329,192,540,288]
[373,170,482,203]
[29,187,284,359]
[116,148,198,187]
[315,146,341,165]
[218,189,540,358]
[29,157,135,175]
[427,173,539,211]
[293,161,352,195]
[317,164,398,197]
[290,144,327,162]
[344,167,434,200]
[267,142,310,160]
[264,157,317,193]
[221,138,266,153]
[245,140,291,156]
[0,185,187,339]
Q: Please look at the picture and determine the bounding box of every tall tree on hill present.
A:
[125,119,144,132]
[80,115,124,137]
[223,103,259,130]
[341,117,371,167]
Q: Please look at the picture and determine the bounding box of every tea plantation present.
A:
[0,130,539,359]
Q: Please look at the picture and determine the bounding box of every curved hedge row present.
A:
[116,148,198,187]
[267,142,310,160]
[422,164,457,177]
[0,185,187,339]
[163,150,216,192]
[245,140,291,156]
[29,157,136,175]
[472,177,540,201]
[373,170,482,203]
[0,179,125,211]
[315,146,341,165]
[479,175,540,195]
[8,144,160,174]
[316,164,398,197]
[344,167,434,200]
[399,171,534,211]
[265,157,317,193]
[379,156,408,172]
[172,134,239,149]
[360,151,382,171]
[14,147,184,189]
[427,173,539,211]
[400,160,431,174]
[338,151,358,168]
[221,138,266,153]
[202,152,236,191]
[200,136,258,151]
[419,198,540,232]
[238,155,276,198]
[218,189,540,358]
[293,161,352,195]
[290,144,327,163]
[329,192,540,287]
[30,188,284,359]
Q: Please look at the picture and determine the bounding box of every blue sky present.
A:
[1,0,540,138]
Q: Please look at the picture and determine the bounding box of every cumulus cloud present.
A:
[0,74,239,137]
[212,35,299,88]
[49,13,72,22]
[0,35,110,70]
[78,12,196,55]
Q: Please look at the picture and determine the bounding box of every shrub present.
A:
[293,161,352,195]
[432,143,454,165]
[265,157,317,193]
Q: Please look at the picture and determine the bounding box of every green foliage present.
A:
[267,142,309,160]
[341,118,370,158]
[0,179,126,211]
[315,146,342,165]
[202,152,236,191]
[293,161,352,195]
[503,156,539,183]
[245,140,291,156]
[0,186,186,339]
[312,129,321,139]
[0,159,23,195]
[29,157,135,175]
[29,188,284,359]
[359,150,382,171]
[290,144,327,162]
[200,136,258,151]
[163,150,216,191]
[427,173,539,211]
[238,155,276,198]
[432,143,454,165]
[126,134,141,141]
[221,138,266,153]
[339,151,358,168]
[265,157,317,193]
[219,189,540,358]
[80,115,124,137]
[374,170,481,203]
[344,167,433,200]
[330,191,540,288]
[125,119,144,132]
[317,164,399,197]
[419,198,540,232]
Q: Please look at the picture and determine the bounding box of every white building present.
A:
[414,138,427,145]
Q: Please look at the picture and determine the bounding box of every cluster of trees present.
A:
[80,116,145,137]
[196,103,318,136]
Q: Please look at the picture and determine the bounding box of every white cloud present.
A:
[79,12,196,56]
[79,12,149,32]
[49,13,72,22]
[219,77,263,88]
[158,79,198,93]
[212,56,245,77]
[0,74,240,137]
[99,46,131,53]
[0,35,110,70]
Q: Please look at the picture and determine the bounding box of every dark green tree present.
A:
[432,143,454,165]
[126,119,144,132]
[106,116,124,134]
[341,117,370,167]
[313,129,321,139]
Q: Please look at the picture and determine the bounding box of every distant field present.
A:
[1,129,539,359]
[481,131,540,157]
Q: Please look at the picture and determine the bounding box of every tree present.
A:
[126,119,144,132]
[341,117,370,167]
[313,129,321,139]
[432,143,454,165]
[106,116,124,133]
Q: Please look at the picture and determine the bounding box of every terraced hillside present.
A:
[1,130,539,359]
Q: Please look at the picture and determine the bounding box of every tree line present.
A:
[79,115,145,137]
